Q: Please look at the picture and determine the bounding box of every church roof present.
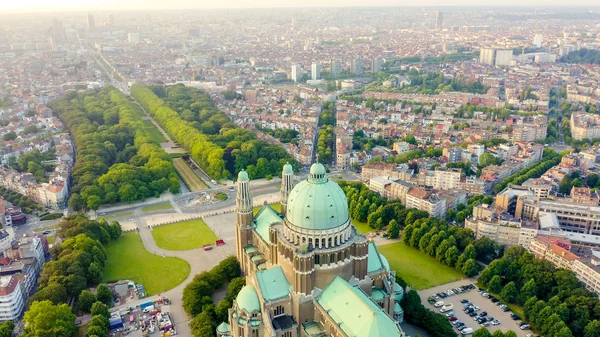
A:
[285,163,349,231]
[254,205,282,244]
[235,285,261,313]
[367,242,389,274]
[282,162,294,174]
[256,266,290,301]
[216,322,231,333]
[316,277,403,337]
[238,170,249,182]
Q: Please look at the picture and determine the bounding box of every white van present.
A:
[434,301,444,308]
[461,327,474,335]
[440,303,454,312]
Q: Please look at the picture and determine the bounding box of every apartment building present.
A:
[433,168,461,190]
[460,177,488,195]
[0,276,24,321]
[572,255,600,295]
[405,187,446,217]
[465,204,538,247]
[529,235,578,270]
[570,112,600,140]
[361,163,412,182]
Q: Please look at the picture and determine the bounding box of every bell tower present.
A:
[235,170,253,273]
[280,162,294,215]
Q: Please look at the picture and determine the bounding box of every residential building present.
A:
[435,11,443,30]
[311,63,321,80]
[528,235,578,270]
[351,58,362,75]
[570,112,600,140]
[405,187,446,217]
[372,57,383,73]
[433,168,461,190]
[0,276,24,321]
[330,60,340,77]
[480,48,495,66]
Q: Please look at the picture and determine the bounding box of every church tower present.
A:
[235,170,253,273]
[280,162,294,215]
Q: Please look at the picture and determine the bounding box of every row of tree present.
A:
[561,48,600,65]
[84,302,112,337]
[0,186,40,213]
[478,246,600,337]
[493,148,563,193]
[317,125,334,164]
[132,84,296,180]
[182,256,243,337]
[49,87,180,211]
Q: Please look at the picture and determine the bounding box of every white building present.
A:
[495,50,513,66]
[533,34,543,48]
[291,64,302,82]
[311,63,321,80]
[330,60,340,77]
[433,168,461,190]
[0,276,24,321]
[480,48,495,65]
[127,32,140,43]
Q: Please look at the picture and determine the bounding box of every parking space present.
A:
[420,280,530,337]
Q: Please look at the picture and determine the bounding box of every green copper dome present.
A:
[285,163,349,230]
[282,162,294,175]
[238,170,249,182]
[235,285,260,313]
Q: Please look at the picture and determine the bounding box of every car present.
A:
[473,306,480,312]
[465,308,474,314]
[502,306,510,312]
[215,239,225,246]
[481,322,490,327]
[202,244,213,251]
[434,301,444,308]
[469,312,477,317]
[479,311,488,317]
[428,297,436,303]
[461,327,474,335]
[449,316,458,322]
[492,320,501,326]
[440,304,454,313]
[490,297,498,303]
[477,317,487,324]
[445,311,454,317]
[520,324,531,330]
[511,314,521,320]
[452,320,463,326]
[486,317,494,322]
[461,299,469,304]
[482,292,490,298]
[456,323,466,330]
[42,230,51,235]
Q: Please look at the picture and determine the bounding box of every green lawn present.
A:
[253,203,281,215]
[143,120,167,143]
[377,242,464,290]
[46,235,56,244]
[352,219,373,234]
[33,224,58,233]
[142,203,173,212]
[151,218,219,250]
[103,232,190,295]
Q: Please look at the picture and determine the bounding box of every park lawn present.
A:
[253,203,281,215]
[377,242,464,290]
[143,120,167,143]
[151,218,219,250]
[103,232,190,295]
[46,235,56,244]
[33,224,58,233]
[142,203,173,212]
[352,219,373,234]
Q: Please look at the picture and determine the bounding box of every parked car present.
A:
[461,327,474,335]
[434,301,444,308]
[202,244,213,251]
[440,304,454,313]
[481,322,490,327]
[452,320,463,326]
[468,312,477,317]
[461,299,469,304]
[511,314,521,320]
[445,311,454,317]
[449,316,458,322]
[479,311,488,317]
[492,320,501,326]
[520,324,531,330]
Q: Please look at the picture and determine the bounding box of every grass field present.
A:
[33,224,58,233]
[46,235,56,244]
[142,203,173,212]
[143,120,167,143]
[173,158,208,191]
[103,232,190,295]
[151,218,219,251]
[352,219,372,234]
[253,203,281,215]
[377,242,464,290]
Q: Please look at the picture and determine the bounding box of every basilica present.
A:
[216,162,406,337]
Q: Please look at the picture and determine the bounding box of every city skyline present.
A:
[2,0,600,12]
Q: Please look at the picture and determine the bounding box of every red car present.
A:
[449,316,458,322]
[216,239,225,246]
[203,244,213,251]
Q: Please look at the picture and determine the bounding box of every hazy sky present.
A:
[1,0,599,12]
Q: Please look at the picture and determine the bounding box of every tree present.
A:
[78,290,96,313]
[90,302,110,320]
[491,331,505,337]
[2,131,17,141]
[87,195,101,211]
[95,284,112,305]
[0,321,14,337]
[86,325,108,337]
[520,278,537,304]
[501,281,518,303]
[444,246,460,267]
[461,258,478,277]
[87,262,103,285]
[387,219,400,239]
[584,320,600,337]
[488,275,502,294]
[23,301,76,337]
[504,332,517,337]
[473,328,492,337]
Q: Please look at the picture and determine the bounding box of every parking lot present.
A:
[419,280,530,337]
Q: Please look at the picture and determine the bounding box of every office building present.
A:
[351,58,362,75]
[494,49,513,66]
[372,57,383,73]
[533,34,543,48]
[435,11,443,30]
[311,63,321,80]
[86,12,95,31]
[291,64,302,82]
[216,164,406,337]
[128,32,140,43]
[480,48,496,65]
[330,60,340,77]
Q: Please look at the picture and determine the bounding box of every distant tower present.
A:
[86,12,95,31]
[235,170,253,271]
[280,163,294,215]
[311,63,321,80]
[435,11,443,31]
